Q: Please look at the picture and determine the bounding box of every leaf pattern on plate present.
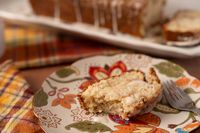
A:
[51,94,76,109]
[153,103,180,114]
[135,113,161,126]
[33,89,48,107]
[109,113,161,126]
[154,62,184,78]
[112,123,169,133]
[65,120,112,132]
[184,88,199,94]
[56,67,76,78]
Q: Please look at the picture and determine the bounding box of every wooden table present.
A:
[21,56,200,133]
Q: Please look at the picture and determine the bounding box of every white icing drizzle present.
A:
[99,11,105,25]
[111,0,119,33]
[93,0,99,27]
[98,2,104,25]
[54,0,60,21]
[98,0,108,25]
[73,0,82,22]
[130,0,144,16]
[117,0,123,19]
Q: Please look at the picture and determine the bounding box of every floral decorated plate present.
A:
[33,53,200,133]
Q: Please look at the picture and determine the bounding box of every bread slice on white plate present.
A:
[163,10,200,42]
[79,68,162,119]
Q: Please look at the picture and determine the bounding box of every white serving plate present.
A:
[0,0,200,58]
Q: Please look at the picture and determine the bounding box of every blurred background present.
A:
[0,0,199,90]
[0,1,199,133]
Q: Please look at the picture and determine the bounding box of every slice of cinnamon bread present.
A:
[79,68,162,119]
[163,10,200,42]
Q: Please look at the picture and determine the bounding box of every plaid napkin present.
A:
[0,60,43,133]
[0,24,123,69]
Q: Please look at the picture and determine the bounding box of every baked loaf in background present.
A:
[79,68,162,119]
[29,0,166,37]
[29,0,56,17]
[163,10,200,42]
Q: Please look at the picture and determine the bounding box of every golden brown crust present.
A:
[77,94,86,110]
[79,0,96,25]
[60,0,77,23]
[147,67,161,84]
[30,0,55,17]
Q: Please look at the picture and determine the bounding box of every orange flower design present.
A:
[175,77,200,89]
[136,113,161,126]
[192,79,200,88]
[112,123,168,133]
[176,77,190,87]
[80,61,127,90]
[52,94,76,109]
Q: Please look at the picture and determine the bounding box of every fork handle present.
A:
[192,108,200,120]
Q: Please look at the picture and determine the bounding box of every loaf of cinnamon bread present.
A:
[30,0,166,37]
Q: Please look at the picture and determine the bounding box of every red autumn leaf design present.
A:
[135,113,161,127]
[109,114,146,125]
[89,67,109,80]
[112,123,169,133]
[79,80,95,90]
[109,113,161,127]
[79,61,127,90]
[113,123,156,133]
[155,128,169,133]
[109,61,127,76]
[113,124,137,133]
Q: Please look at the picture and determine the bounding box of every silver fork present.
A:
[164,80,200,118]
